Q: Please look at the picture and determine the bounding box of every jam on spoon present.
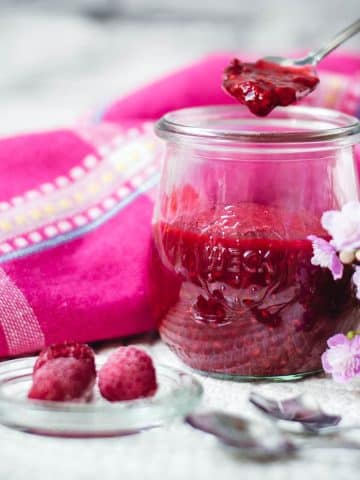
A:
[223,59,319,116]
[223,19,360,116]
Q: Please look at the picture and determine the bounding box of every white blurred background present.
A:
[0,0,359,135]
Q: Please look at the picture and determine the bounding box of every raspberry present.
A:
[98,347,157,401]
[34,341,96,376]
[28,357,96,402]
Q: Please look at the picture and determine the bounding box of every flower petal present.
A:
[342,202,360,222]
[322,334,360,383]
[321,351,333,373]
[321,210,340,234]
[307,236,343,280]
[353,356,360,376]
[323,202,360,251]
[350,335,360,354]
[330,254,344,280]
[327,333,349,348]
[331,370,351,384]
[352,266,360,300]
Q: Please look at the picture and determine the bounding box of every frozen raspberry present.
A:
[28,357,96,402]
[98,347,157,402]
[34,341,96,377]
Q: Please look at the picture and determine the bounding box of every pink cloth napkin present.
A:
[0,53,359,358]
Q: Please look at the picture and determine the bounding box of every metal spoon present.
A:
[249,391,341,433]
[264,18,360,68]
[249,391,360,437]
[186,411,297,459]
[186,411,360,457]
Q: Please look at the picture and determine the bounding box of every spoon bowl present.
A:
[249,391,341,433]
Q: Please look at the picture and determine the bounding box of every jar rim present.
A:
[156,105,360,145]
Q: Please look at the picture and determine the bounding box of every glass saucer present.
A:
[0,357,203,437]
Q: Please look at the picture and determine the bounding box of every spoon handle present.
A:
[298,18,360,66]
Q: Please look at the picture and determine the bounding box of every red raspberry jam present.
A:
[152,203,359,378]
[223,59,319,116]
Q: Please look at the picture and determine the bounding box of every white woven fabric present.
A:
[1,337,360,480]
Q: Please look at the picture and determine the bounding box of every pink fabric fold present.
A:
[0,52,359,358]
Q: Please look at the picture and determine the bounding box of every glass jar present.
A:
[151,105,360,380]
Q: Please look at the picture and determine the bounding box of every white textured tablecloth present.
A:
[2,337,360,480]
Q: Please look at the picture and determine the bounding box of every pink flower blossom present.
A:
[352,266,360,300]
[321,333,360,383]
[321,202,360,251]
[307,235,343,280]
